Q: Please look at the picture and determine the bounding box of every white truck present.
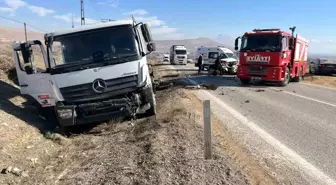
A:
[11,20,157,128]
[195,46,239,74]
[169,45,187,65]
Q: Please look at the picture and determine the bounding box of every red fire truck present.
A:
[234,27,309,86]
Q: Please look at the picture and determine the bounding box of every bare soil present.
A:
[303,74,336,88]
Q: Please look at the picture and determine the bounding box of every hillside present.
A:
[0,25,43,42]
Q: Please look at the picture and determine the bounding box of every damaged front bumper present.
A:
[55,87,153,126]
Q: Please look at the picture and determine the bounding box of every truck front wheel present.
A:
[144,88,157,117]
[279,67,290,86]
[240,78,251,85]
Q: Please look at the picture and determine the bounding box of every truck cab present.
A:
[170,45,187,65]
[235,27,309,86]
[11,20,157,127]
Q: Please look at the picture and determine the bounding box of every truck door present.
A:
[12,40,55,107]
[282,36,291,65]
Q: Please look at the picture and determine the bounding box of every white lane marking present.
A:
[186,78,336,185]
[301,82,336,91]
[271,88,336,108]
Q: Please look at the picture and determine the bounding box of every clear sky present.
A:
[0,0,335,54]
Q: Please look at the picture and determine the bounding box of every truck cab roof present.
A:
[244,28,291,37]
[45,19,134,38]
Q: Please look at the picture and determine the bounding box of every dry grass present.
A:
[303,74,336,88]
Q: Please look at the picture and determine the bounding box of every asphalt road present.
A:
[168,64,336,185]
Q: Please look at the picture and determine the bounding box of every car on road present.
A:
[162,54,170,64]
[311,58,336,75]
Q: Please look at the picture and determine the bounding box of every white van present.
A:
[162,54,170,63]
[195,46,239,73]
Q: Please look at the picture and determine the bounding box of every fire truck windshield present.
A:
[240,35,282,52]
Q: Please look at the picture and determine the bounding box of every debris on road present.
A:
[219,92,225,95]
[161,73,179,78]
[255,89,265,92]
[201,84,219,90]
[1,166,28,177]
[184,85,202,89]
[245,100,250,103]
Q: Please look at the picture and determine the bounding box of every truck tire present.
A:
[240,78,250,85]
[151,77,156,94]
[293,67,303,82]
[279,67,290,86]
[144,88,156,117]
[37,106,58,130]
[229,67,237,75]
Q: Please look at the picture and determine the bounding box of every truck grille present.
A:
[60,75,138,103]
[177,56,185,59]
[247,66,268,76]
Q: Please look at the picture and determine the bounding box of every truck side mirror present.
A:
[141,23,153,42]
[234,37,240,51]
[147,42,156,52]
[289,37,294,50]
[20,43,34,74]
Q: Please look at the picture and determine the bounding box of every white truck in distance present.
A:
[12,20,157,128]
[169,45,187,65]
[195,46,239,74]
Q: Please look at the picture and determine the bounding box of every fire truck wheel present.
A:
[240,78,251,85]
[293,67,303,82]
[279,67,290,86]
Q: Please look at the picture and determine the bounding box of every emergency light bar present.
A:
[253,28,281,32]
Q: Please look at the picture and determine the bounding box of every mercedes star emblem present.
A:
[92,79,107,93]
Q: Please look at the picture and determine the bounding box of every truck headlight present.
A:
[57,109,74,119]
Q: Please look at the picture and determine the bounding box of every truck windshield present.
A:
[50,25,140,70]
[175,50,187,55]
[240,35,281,52]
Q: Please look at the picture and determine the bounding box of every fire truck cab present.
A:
[234,27,309,86]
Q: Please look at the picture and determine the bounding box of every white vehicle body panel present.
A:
[53,59,145,88]
[195,47,238,66]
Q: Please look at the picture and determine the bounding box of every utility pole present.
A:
[24,22,27,42]
[80,0,85,25]
[72,14,74,28]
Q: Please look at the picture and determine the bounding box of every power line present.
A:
[0,15,46,32]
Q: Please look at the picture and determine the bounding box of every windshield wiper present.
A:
[54,59,93,69]
[85,54,137,68]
